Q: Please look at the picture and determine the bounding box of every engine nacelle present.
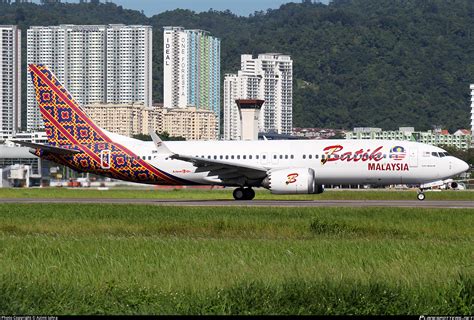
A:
[262,168,323,194]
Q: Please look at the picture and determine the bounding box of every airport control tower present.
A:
[235,99,264,140]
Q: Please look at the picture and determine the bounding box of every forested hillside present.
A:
[1,0,473,131]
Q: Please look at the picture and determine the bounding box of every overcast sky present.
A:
[57,0,330,17]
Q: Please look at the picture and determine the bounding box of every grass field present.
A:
[0,203,472,315]
[0,187,473,201]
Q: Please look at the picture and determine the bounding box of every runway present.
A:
[2,198,474,208]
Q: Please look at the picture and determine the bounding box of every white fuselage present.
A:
[109,133,469,187]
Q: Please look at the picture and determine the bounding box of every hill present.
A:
[0,0,473,131]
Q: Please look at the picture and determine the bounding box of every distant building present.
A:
[27,24,152,131]
[1,131,48,145]
[82,103,161,137]
[82,103,218,140]
[346,127,472,150]
[292,127,347,140]
[163,27,220,123]
[0,25,21,136]
[0,146,43,188]
[223,53,293,140]
[161,107,218,141]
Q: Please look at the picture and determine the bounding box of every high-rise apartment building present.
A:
[223,53,293,140]
[223,73,260,140]
[470,84,474,145]
[0,25,21,137]
[163,27,220,120]
[27,24,152,131]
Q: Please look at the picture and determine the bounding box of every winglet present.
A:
[150,131,172,154]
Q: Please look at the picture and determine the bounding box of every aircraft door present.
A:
[100,150,111,169]
[409,148,418,167]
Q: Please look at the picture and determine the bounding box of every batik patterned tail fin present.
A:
[28,64,111,146]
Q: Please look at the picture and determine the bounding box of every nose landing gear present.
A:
[233,187,255,200]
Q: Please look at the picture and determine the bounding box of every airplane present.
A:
[12,64,470,201]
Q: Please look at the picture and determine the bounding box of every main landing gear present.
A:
[417,189,426,201]
[233,187,255,200]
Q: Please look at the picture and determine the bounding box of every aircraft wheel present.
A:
[233,187,245,200]
[417,192,425,201]
[243,188,255,200]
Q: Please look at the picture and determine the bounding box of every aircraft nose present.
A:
[456,159,469,174]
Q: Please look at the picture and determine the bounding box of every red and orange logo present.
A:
[286,173,299,184]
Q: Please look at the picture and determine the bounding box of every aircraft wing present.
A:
[170,153,268,181]
[10,140,81,155]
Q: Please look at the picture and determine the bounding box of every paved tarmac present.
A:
[2,198,474,208]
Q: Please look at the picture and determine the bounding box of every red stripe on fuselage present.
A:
[39,107,132,181]
[114,142,180,184]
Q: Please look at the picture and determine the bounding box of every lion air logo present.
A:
[389,146,406,161]
[286,173,299,184]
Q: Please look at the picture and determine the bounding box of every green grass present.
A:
[0,204,472,314]
[0,187,473,200]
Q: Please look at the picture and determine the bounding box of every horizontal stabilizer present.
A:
[10,140,81,155]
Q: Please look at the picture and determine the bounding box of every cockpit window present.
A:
[439,152,445,157]
[443,152,450,157]
[431,152,439,157]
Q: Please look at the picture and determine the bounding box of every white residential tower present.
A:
[0,25,21,137]
[223,53,293,140]
[471,84,474,145]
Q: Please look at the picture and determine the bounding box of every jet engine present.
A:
[262,168,324,194]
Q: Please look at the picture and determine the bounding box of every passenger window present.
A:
[207,156,211,159]
[279,155,283,159]
[249,155,252,159]
[243,155,246,159]
[309,155,312,159]
[263,155,266,159]
[285,155,288,159]
[220,155,223,159]
[237,155,240,159]
[273,155,277,159]
[303,154,306,159]
[148,156,151,160]
[256,155,259,159]
[315,155,319,159]
[225,155,229,159]
[290,155,294,159]
[231,155,235,159]
[214,155,217,159]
